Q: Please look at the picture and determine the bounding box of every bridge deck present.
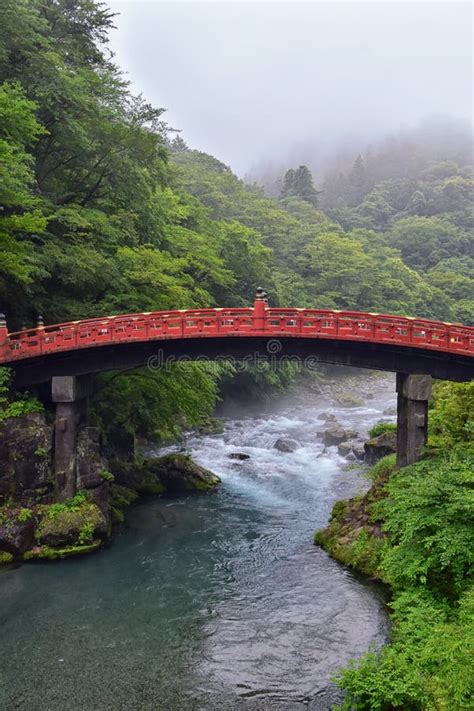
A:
[1,308,473,364]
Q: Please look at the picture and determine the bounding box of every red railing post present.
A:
[253,287,267,331]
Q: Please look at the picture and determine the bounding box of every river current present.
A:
[0,373,394,710]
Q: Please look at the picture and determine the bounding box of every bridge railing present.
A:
[1,307,473,363]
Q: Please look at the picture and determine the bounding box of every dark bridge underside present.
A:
[10,337,474,387]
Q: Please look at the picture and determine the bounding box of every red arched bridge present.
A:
[1,290,472,498]
[1,292,472,385]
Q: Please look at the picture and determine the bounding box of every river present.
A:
[0,372,394,710]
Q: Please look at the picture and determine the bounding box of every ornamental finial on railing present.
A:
[255,286,265,301]
[0,313,6,330]
[37,314,44,329]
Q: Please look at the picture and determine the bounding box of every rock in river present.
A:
[323,427,357,446]
[316,412,337,422]
[273,438,300,453]
[337,440,365,461]
[112,454,221,495]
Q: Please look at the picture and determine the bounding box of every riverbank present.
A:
[314,380,473,710]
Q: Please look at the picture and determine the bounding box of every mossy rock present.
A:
[23,541,101,561]
[0,506,36,556]
[138,478,166,496]
[111,454,220,496]
[314,473,390,579]
[36,502,107,547]
[151,454,221,493]
[0,550,14,565]
[335,392,365,407]
[110,484,138,509]
[364,431,397,465]
[109,506,125,525]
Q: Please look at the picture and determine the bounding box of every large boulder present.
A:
[364,431,397,465]
[0,413,53,503]
[112,454,220,495]
[0,515,36,556]
[36,501,107,547]
[273,438,300,453]
[147,455,221,493]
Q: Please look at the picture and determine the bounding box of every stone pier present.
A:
[52,375,91,501]
[396,373,433,468]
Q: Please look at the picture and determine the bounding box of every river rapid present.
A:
[0,372,395,710]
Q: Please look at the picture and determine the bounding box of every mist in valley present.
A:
[107,0,472,183]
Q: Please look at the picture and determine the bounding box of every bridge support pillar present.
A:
[396,373,432,468]
[52,375,91,501]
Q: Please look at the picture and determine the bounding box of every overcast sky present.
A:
[106,1,473,175]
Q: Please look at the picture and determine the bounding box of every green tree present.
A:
[388,216,469,271]
[280,165,320,207]
[0,81,46,302]
[347,154,369,206]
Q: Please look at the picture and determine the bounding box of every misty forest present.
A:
[0,2,472,710]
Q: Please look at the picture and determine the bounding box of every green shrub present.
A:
[17,508,33,522]
[0,367,44,422]
[46,491,88,519]
[368,421,397,438]
[376,448,474,597]
[429,381,474,449]
[77,521,95,545]
[335,588,474,710]
[0,551,14,565]
[366,454,397,483]
[99,469,114,482]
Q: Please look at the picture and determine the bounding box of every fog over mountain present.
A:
[107,1,472,177]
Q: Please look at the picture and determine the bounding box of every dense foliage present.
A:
[328,382,474,710]
[0,366,43,421]
[173,150,472,320]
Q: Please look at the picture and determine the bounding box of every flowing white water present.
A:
[0,373,395,710]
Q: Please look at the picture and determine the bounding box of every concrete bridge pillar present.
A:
[52,375,91,501]
[396,373,432,468]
